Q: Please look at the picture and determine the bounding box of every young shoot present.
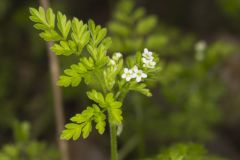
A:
[29,6,161,160]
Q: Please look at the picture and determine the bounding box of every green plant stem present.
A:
[109,122,118,160]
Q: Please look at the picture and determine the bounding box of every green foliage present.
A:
[57,12,71,39]
[129,82,152,97]
[136,16,157,35]
[108,0,197,57]
[217,0,240,21]
[29,7,61,41]
[0,121,59,160]
[108,0,168,53]
[108,0,237,159]
[87,90,123,125]
[105,93,123,124]
[57,58,95,87]
[61,104,106,140]
[60,90,124,140]
[71,18,90,54]
[30,6,161,141]
[146,143,226,160]
[51,40,76,56]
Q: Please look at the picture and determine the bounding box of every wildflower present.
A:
[133,66,147,82]
[143,60,156,68]
[113,52,122,61]
[121,68,134,81]
[142,48,154,61]
[142,48,156,69]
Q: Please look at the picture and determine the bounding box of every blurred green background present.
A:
[1,0,240,159]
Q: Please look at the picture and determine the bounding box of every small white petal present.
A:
[132,72,137,78]
[142,58,147,63]
[121,74,126,78]
[113,52,123,61]
[128,69,133,74]
[133,66,138,72]
[124,68,129,73]
[116,52,122,58]
[136,76,141,82]
[142,73,147,78]
[144,48,148,53]
[126,77,131,81]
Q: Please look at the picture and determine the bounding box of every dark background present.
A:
[1,0,240,159]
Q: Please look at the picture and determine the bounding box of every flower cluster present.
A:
[142,48,156,68]
[121,66,147,82]
[121,48,157,82]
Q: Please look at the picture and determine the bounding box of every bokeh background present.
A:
[1,0,240,159]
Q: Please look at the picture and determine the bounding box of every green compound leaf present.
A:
[51,40,77,56]
[95,28,107,45]
[61,105,106,140]
[71,107,94,123]
[29,7,49,28]
[57,75,81,87]
[105,93,123,125]
[57,63,87,87]
[88,19,109,47]
[87,90,105,107]
[108,22,130,37]
[58,57,96,87]
[87,91,123,125]
[86,20,110,67]
[101,37,112,49]
[57,11,71,39]
[82,122,92,139]
[93,105,106,134]
[60,123,83,140]
[39,30,62,41]
[86,44,109,67]
[129,83,152,97]
[80,57,95,70]
[46,8,55,29]
[136,16,157,35]
[29,7,62,41]
[71,18,90,54]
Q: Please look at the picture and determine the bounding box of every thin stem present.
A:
[109,122,118,160]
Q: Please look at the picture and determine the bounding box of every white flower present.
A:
[133,66,147,82]
[113,52,122,61]
[121,68,134,81]
[115,52,122,58]
[142,48,153,61]
[142,57,151,64]
[142,48,156,69]
[143,60,156,69]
